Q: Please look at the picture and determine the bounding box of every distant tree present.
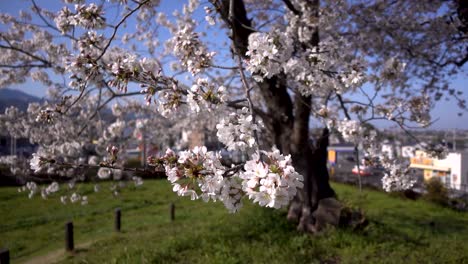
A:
[0,0,466,232]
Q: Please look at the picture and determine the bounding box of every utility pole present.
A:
[453,129,456,151]
[10,136,16,156]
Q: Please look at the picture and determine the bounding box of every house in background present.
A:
[0,135,36,157]
[402,145,416,158]
[410,150,468,192]
[328,143,356,166]
[381,140,402,159]
[180,129,220,151]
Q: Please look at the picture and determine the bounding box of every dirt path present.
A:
[20,240,95,264]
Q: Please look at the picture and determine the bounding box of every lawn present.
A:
[1,179,467,263]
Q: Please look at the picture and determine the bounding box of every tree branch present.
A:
[95,0,151,61]
[282,0,301,15]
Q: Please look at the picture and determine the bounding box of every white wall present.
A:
[461,152,468,191]
[382,144,394,159]
[402,146,415,158]
[435,153,461,189]
[432,152,468,191]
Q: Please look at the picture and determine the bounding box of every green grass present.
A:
[1,180,468,263]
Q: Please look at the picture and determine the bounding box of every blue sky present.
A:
[1,0,467,130]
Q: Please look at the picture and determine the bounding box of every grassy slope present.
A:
[1,180,467,264]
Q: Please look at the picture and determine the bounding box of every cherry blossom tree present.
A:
[0,0,467,232]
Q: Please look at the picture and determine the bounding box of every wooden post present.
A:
[170,203,175,221]
[115,208,121,232]
[65,221,74,252]
[0,248,9,264]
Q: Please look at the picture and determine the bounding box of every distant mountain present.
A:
[0,88,42,113]
[0,88,123,124]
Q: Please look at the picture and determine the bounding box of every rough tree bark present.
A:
[213,0,337,233]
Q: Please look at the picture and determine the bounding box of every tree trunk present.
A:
[214,0,338,233]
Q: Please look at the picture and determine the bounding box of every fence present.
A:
[1,203,176,263]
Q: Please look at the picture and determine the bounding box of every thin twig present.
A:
[95,0,150,61]
[210,63,239,70]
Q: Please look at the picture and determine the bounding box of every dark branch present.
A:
[282,0,301,15]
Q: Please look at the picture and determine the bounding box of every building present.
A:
[402,145,416,158]
[381,140,402,159]
[180,129,220,150]
[409,150,468,192]
[328,143,356,165]
[0,135,36,157]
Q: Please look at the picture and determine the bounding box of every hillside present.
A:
[0,180,467,263]
[0,88,42,113]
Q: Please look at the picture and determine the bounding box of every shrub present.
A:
[424,177,449,206]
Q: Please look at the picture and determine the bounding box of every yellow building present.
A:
[409,150,468,191]
[327,144,355,165]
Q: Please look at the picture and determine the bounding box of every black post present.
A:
[0,248,9,264]
[65,221,74,252]
[115,208,121,232]
[170,203,175,221]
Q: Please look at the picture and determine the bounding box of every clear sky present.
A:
[1,0,467,130]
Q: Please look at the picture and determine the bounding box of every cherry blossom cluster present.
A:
[36,108,57,123]
[148,147,243,212]
[204,6,216,26]
[360,129,380,158]
[424,143,449,160]
[132,176,144,187]
[216,107,260,152]
[381,158,416,192]
[0,155,17,166]
[61,193,88,205]
[0,155,30,176]
[28,143,84,177]
[280,3,369,95]
[170,24,215,75]
[339,60,367,89]
[407,95,431,127]
[148,146,304,213]
[103,120,126,140]
[29,153,49,174]
[18,182,38,199]
[65,51,102,90]
[140,86,157,105]
[280,34,366,96]
[329,119,379,157]
[239,149,304,209]
[376,94,432,127]
[107,52,140,93]
[329,119,362,143]
[246,31,293,81]
[97,167,123,180]
[55,4,106,34]
[381,57,407,82]
[66,39,164,92]
[40,182,60,199]
[18,181,61,200]
[328,120,416,193]
[282,49,335,96]
[161,147,225,201]
[156,88,182,117]
[0,14,62,87]
[328,119,418,193]
[219,176,243,213]
[187,78,227,113]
